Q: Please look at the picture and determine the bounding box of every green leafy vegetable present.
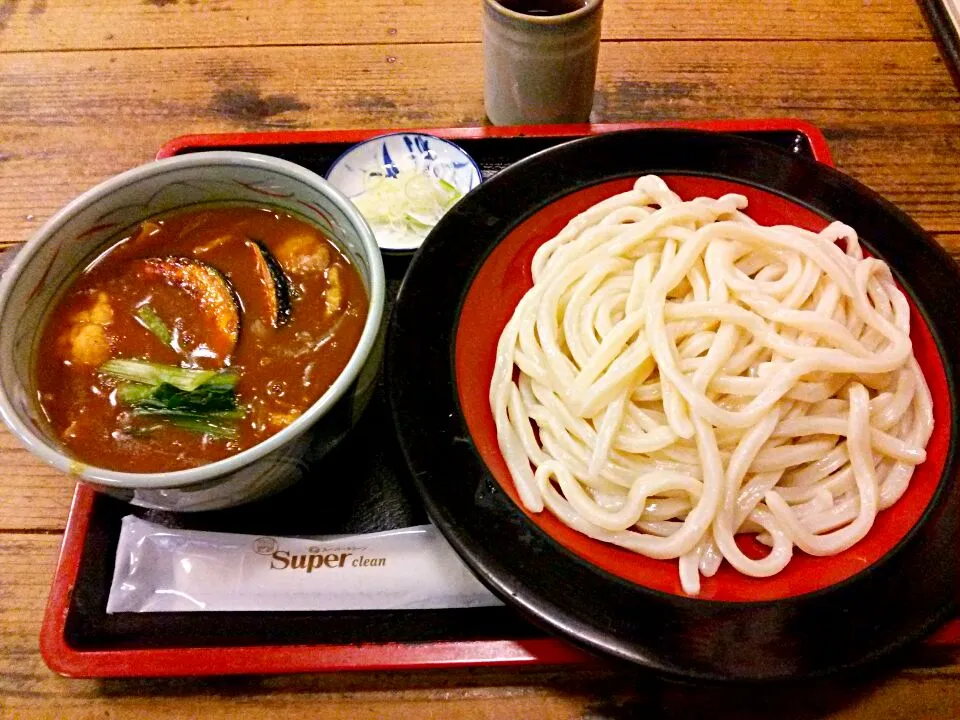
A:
[115,382,156,404]
[135,304,173,347]
[103,359,244,440]
[101,358,217,392]
[117,376,238,414]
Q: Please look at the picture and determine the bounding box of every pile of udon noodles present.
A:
[490,175,933,595]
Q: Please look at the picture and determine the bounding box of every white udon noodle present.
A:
[489,175,934,596]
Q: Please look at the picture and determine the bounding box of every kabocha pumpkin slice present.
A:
[134,257,240,360]
[246,239,292,327]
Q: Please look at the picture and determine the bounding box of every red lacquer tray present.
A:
[40,119,959,678]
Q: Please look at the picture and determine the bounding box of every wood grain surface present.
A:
[0,0,931,50]
[2,0,960,716]
[2,41,959,249]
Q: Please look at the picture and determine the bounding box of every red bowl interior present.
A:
[455,175,951,602]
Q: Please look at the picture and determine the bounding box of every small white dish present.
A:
[326,133,483,253]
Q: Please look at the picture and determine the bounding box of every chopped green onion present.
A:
[404,174,435,205]
[101,359,217,392]
[403,213,433,231]
[135,304,172,347]
[437,179,462,206]
[350,161,467,248]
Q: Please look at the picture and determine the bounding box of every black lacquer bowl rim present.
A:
[385,128,960,681]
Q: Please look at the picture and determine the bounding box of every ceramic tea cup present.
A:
[483,0,603,125]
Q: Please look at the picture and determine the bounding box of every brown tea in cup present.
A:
[496,0,588,16]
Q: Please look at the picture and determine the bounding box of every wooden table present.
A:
[2,1,960,716]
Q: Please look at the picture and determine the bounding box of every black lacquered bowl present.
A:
[386,129,960,681]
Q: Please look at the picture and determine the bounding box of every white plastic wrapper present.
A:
[107,515,502,613]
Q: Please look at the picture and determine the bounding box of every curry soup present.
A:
[35,205,368,472]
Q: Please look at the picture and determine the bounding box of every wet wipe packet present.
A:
[107,515,502,612]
